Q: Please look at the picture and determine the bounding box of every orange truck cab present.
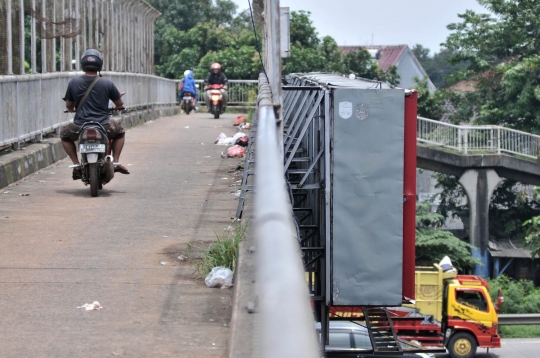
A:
[390,260,502,358]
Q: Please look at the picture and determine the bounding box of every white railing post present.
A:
[464,128,468,154]
[497,128,501,154]
[458,127,462,152]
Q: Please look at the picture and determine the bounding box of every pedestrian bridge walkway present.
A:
[417,117,540,185]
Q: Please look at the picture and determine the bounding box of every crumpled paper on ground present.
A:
[77,301,102,310]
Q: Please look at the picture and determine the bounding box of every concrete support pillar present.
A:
[459,169,502,277]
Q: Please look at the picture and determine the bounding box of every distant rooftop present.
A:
[339,45,409,71]
[488,239,533,259]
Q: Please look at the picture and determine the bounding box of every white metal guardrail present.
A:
[0,72,176,148]
[418,117,540,159]
[498,314,540,325]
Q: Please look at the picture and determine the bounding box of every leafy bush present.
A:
[487,275,540,338]
[416,202,481,272]
[487,275,540,314]
[499,325,540,338]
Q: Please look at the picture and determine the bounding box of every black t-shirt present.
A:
[204,72,228,86]
[64,75,121,124]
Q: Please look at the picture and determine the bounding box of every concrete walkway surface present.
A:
[0,111,247,357]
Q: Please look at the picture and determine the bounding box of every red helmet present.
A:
[211,62,221,71]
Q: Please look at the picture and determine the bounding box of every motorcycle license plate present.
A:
[183,96,192,101]
[80,144,105,153]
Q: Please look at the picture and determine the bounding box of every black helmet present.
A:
[81,49,103,72]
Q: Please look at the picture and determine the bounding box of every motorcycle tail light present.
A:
[81,129,101,140]
[211,95,220,101]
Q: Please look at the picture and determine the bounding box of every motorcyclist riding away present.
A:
[61,49,130,178]
[178,70,199,111]
[203,62,228,113]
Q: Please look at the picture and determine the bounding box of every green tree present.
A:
[289,10,320,48]
[320,36,344,73]
[415,202,481,272]
[282,10,399,84]
[442,0,540,133]
[413,77,474,123]
[283,46,326,74]
[196,46,258,80]
[146,0,237,67]
[154,11,257,79]
[341,49,400,86]
[412,44,469,88]
[422,1,540,256]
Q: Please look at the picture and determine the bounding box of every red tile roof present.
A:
[339,45,409,71]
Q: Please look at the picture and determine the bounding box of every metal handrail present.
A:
[418,117,540,159]
[255,74,319,358]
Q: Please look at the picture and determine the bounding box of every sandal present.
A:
[114,164,130,175]
[72,167,82,180]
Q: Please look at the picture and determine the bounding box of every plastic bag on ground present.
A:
[216,138,236,146]
[227,145,246,158]
[214,132,227,144]
[205,266,233,288]
[232,132,247,141]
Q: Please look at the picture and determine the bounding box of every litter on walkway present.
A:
[214,132,247,146]
[233,115,247,126]
[77,301,102,311]
[226,145,246,158]
[205,266,233,288]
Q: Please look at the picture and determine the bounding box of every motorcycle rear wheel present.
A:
[89,163,99,197]
[213,105,220,119]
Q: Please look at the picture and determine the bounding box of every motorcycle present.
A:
[64,103,125,197]
[72,121,116,197]
[206,84,225,119]
[181,92,196,114]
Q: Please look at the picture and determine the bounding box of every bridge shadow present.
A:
[55,189,126,197]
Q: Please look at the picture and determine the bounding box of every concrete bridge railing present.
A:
[0,72,176,148]
[418,116,540,160]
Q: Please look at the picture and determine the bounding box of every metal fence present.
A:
[418,117,540,159]
[0,71,176,147]
[0,0,160,76]
[187,80,258,106]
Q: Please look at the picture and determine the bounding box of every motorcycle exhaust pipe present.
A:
[104,155,115,183]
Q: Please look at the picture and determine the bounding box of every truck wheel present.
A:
[447,332,477,358]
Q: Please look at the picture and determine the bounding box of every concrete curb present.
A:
[0,106,180,190]
[228,124,258,358]
[0,139,66,189]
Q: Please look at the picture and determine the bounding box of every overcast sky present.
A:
[232,0,490,54]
